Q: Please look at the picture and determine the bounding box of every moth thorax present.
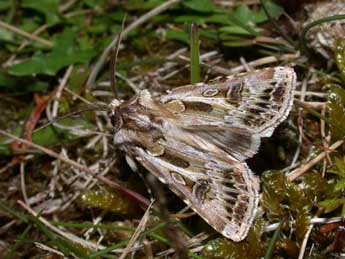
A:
[109,99,121,109]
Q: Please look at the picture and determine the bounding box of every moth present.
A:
[109,66,296,241]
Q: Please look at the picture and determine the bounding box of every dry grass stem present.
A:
[63,87,94,105]
[52,65,74,117]
[0,19,53,48]
[298,223,314,259]
[229,53,299,74]
[34,242,65,256]
[20,161,29,205]
[287,140,344,181]
[119,200,154,259]
[298,101,327,110]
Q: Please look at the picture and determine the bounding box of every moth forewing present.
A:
[110,66,296,241]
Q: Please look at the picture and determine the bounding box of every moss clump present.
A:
[201,218,265,259]
[79,190,139,216]
[328,85,345,140]
[262,170,333,255]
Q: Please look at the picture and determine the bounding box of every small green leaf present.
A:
[21,0,60,25]
[123,0,165,11]
[183,0,215,13]
[32,125,60,146]
[260,0,284,21]
[0,27,15,43]
[173,15,209,24]
[334,157,345,177]
[205,14,232,24]
[220,25,262,36]
[84,0,108,8]
[7,29,98,76]
[32,118,96,146]
[231,1,283,25]
[335,179,345,192]
[166,29,189,44]
[173,14,231,25]
[318,198,345,213]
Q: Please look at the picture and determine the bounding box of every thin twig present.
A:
[0,19,53,48]
[34,242,65,257]
[291,72,309,168]
[287,140,344,181]
[110,17,126,99]
[86,0,182,89]
[229,53,299,74]
[20,161,29,204]
[63,87,94,105]
[298,223,314,259]
[297,101,326,110]
[119,200,155,259]
[265,216,344,232]
[116,72,140,94]
[52,65,74,117]
[321,105,330,177]
[58,0,78,12]
[294,91,327,98]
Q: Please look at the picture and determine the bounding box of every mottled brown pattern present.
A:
[272,84,285,102]
[164,99,185,113]
[147,143,165,156]
[171,171,186,185]
[193,180,210,202]
[234,212,244,222]
[234,205,246,216]
[161,152,190,168]
[240,196,249,203]
[184,101,213,113]
[232,171,246,185]
[226,82,243,104]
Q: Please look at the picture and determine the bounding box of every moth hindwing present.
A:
[110,66,296,241]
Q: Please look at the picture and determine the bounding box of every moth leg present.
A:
[125,154,157,202]
[125,154,138,172]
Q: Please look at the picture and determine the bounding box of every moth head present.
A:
[108,99,123,131]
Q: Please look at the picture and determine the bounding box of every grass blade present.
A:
[190,22,200,84]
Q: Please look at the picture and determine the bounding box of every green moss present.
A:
[79,190,139,216]
[201,218,265,259]
[335,38,345,81]
[328,85,345,140]
[262,171,330,244]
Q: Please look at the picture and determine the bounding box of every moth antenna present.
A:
[110,16,127,99]
[34,105,109,132]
